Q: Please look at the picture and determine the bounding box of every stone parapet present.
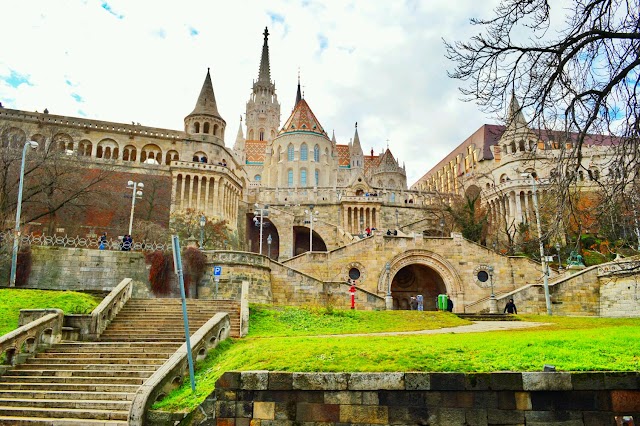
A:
[200,371,640,425]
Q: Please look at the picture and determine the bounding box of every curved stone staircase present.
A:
[0,298,240,425]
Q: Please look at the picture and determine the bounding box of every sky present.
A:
[0,0,504,185]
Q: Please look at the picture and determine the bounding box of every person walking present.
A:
[99,232,107,250]
[504,299,517,314]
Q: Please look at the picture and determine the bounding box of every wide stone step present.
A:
[0,398,130,411]
[8,369,153,379]
[0,406,129,421]
[51,344,179,353]
[0,390,135,401]
[25,357,166,365]
[36,352,173,359]
[0,375,145,385]
[0,383,140,393]
[15,363,160,371]
[0,416,127,425]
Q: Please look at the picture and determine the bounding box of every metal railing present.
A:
[0,231,171,252]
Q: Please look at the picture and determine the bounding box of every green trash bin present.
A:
[437,294,448,311]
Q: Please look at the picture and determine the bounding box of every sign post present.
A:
[213,266,222,299]
[172,235,196,392]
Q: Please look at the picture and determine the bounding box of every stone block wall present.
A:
[202,251,272,304]
[28,246,148,291]
[208,371,640,425]
[600,275,640,317]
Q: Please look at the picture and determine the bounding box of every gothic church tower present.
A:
[245,27,281,144]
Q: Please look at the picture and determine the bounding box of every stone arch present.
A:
[53,132,73,153]
[122,144,137,162]
[96,138,119,159]
[141,144,162,164]
[378,249,464,307]
[165,150,179,165]
[78,139,92,157]
[203,122,210,134]
[293,225,327,255]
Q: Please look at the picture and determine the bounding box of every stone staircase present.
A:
[0,298,241,425]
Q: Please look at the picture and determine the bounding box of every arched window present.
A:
[254,174,262,181]
[288,144,294,161]
[315,169,319,186]
[259,129,265,141]
[300,169,307,186]
[287,169,294,187]
[194,122,200,133]
[314,145,320,162]
[213,124,219,136]
[300,143,308,161]
[203,122,210,134]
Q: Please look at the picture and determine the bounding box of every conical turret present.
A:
[350,122,364,169]
[184,68,226,144]
[258,27,271,84]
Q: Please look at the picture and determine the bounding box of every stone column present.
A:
[180,175,186,210]
[515,191,523,224]
[204,177,211,216]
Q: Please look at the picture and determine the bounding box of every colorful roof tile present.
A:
[279,99,328,138]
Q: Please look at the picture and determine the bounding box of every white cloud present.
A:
[0,0,503,184]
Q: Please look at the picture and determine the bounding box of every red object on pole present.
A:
[349,283,356,310]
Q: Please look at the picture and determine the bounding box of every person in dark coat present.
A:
[446,297,454,312]
[504,299,517,314]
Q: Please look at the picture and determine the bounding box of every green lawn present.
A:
[0,289,100,336]
[153,307,640,412]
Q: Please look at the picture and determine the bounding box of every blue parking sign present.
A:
[213,266,222,276]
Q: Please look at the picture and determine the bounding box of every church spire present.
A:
[258,27,271,83]
[295,70,302,106]
[189,68,222,119]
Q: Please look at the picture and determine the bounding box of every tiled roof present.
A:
[279,99,328,137]
[245,140,266,163]
[337,144,350,167]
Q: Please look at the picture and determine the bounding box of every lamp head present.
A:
[127,180,134,187]
[138,182,144,189]
[200,215,206,226]
[27,141,39,149]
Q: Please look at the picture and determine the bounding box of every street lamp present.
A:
[440,219,445,237]
[9,140,39,287]
[267,234,272,259]
[385,262,393,310]
[359,216,364,238]
[253,204,269,255]
[488,265,497,313]
[521,172,552,315]
[199,214,206,249]
[395,208,399,228]
[555,242,563,271]
[126,181,144,236]
[304,205,318,252]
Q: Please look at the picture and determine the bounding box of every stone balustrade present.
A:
[0,310,63,375]
[64,278,133,340]
[128,312,231,426]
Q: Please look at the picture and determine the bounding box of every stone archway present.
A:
[378,249,464,311]
[293,226,327,256]
[391,264,446,310]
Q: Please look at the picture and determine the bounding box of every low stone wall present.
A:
[201,251,272,303]
[204,371,640,425]
[28,246,149,291]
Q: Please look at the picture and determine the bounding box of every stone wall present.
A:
[27,246,149,291]
[202,371,640,425]
[201,251,272,304]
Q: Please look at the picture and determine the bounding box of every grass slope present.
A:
[0,288,100,336]
[153,307,640,412]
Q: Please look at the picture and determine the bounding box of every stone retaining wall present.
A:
[205,371,640,425]
[28,246,149,291]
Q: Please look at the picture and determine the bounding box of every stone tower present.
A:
[245,27,281,144]
[184,68,226,146]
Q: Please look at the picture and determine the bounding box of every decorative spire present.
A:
[295,70,302,106]
[258,27,271,83]
[352,122,362,151]
[507,93,528,129]
[189,68,222,118]
[331,129,336,143]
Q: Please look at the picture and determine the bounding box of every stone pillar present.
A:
[515,191,523,224]
[204,177,211,216]
[188,174,194,209]
[180,175,186,210]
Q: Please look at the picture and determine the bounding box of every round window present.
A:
[348,268,361,280]
[477,270,489,282]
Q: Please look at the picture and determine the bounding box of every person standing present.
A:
[99,232,107,250]
[504,299,517,314]
[410,296,418,310]
[416,294,424,311]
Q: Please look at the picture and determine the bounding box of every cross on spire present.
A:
[263,27,269,40]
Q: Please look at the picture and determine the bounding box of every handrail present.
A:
[90,278,133,339]
[0,310,63,374]
[128,313,231,426]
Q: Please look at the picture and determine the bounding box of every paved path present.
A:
[312,321,549,338]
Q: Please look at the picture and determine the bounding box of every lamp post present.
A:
[395,208,399,228]
[253,204,269,255]
[555,242,562,271]
[521,172,552,315]
[199,214,206,249]
[385,262,393,310]
[267,234,272,259]
[359,216,364,238]
[488,265,497,313]
[440,219,445,237]
[304,205,318,252]
[127,181,144,236]
[9,140,39,287]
